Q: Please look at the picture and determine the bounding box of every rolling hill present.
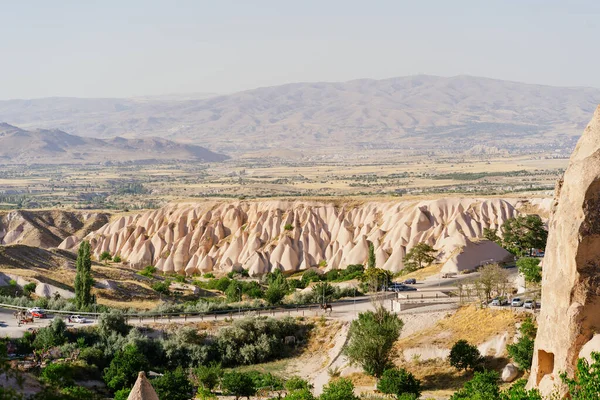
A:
[0,123,228,164]
[1,75,599,156]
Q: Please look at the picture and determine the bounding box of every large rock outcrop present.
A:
[60,198,546,276]
[0,210,110,248]
[528,105,600,395]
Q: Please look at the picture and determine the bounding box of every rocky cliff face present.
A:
[528,105,600,395]
[0,210,110,248]
[59,198,548,276]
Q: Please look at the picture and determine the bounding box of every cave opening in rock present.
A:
[536,350,555,385]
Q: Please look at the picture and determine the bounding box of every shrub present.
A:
[301,270,321,286]
[23,282,37,296]
[284,223,294,231]
[449,340,483,372]
[98,311,130,338]
[113,388,131,400]
[152,367,194,400]
[152,280,171,295]
[284,388,315,400]
[40,362,75,387]
[103,345,149,391]
[203,273,215,279]
[112,255,122,263]
[320,378,359,400]
[194,363,222,391]
[138,265,157,277]
[561,351,600,399]
[33,318,67,350]
[285,376,312,392]
[377,368,422,399]
[345,306,403,377]
[99,251,112,263]
[221,371,257,400]
[450,370,499,400]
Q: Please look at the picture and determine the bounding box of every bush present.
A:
[301,270,321,286]
[99,251,112,263]
[103,345,149,391]
[23,282,37,296]
[216,316,307,366]
[221,371,257,400]
[449,340,483,372]
[152,367,194,400]
[33,318,67,350]
[113,388,131,400]
[320,378,359,400]
[40,362,75,387]
[284,388,315,400]
[500,379,542,400]
[152,280,171,295]
[285,376,312,392]
[377,368,422,399]
[344,306,403,377]
[284,223,294,231]
[112,255,122,263]
[98,311,130,338]
[138,265,157,277]
[561,351,600,399]
[203,273,215,279]
[194,363,222,391]
[450,370,499,400]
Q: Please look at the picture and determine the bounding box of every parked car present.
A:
[523,299,537,309]
[491,297,508,306]
[403,278,417,284]
[511,298,524,307]
[27,307,46,318]
[69,315,87,324]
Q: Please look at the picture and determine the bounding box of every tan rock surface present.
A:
[60,198,548,276]
[528,105,600,395]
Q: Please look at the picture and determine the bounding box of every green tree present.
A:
[152,367,194,400]
[265,269,289,305]
[113,388,131,400]
[500,379,542,400]
[483,228,502,245]
[33,318,67,350]
[516,258,542,285]
[23,282,37,296]
[312,282,335,304]
[194,363,223,392]
[99,251,112,263]
[501,215,547,257]
[361,267,391,292]
[221,371,257,400]
[112,255,122,263]
[40,362,75,387]
[97,310,130,338]
[74,241,94,309]
[507,318,537,371]
[403,242,436,272]
[320,378,359,400]
[284,388,315,400]
[368,240,376,269]
[450,370,500,400]
[449,340,482,372]
[377,368,422,399]
[345,306,403,377]
[103,345,149,392]
[561,351,600,399]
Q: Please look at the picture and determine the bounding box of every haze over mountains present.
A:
[0,123,228,165]
[1,75,599,156]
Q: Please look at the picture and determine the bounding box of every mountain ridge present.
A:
[0,123,228,165]
[1,75,599,156]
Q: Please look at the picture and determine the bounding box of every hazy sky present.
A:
[2,0,599,99]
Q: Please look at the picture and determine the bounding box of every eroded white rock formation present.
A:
[60,198,546,276]
[528,106,600,395]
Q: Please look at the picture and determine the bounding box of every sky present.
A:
[1,0,599,99]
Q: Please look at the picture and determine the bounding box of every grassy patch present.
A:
[396,305,522,349]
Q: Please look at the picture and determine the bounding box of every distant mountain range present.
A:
[1,75,599,156]
[0,123,228,165]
